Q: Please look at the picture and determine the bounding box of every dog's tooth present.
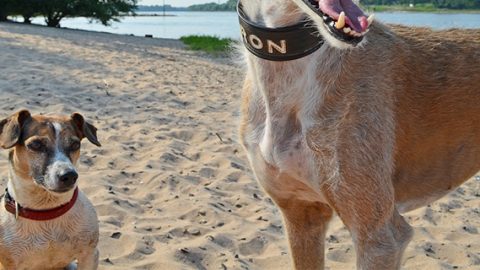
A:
[343,27,351,33]
[335,12,346,29]
[350,31,361,37]
[329,21,335,27]
[323,15,328,21]
[367,14,375,26]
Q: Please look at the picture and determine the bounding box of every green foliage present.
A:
[0,0,41,23]
[360,0,480,9]
[432,0,480,9]
[0,0,14,21]
[188,0,236,11]
[80,0,138,25]
[365,3,439,12]
[16,0,41,23]
[42,0,73,26]
[180,35,233,54]
[0,0,137,27]
[136,5,188,12]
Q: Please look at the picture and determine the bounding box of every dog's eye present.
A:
[69,141,81,151]
[27,140,47,152]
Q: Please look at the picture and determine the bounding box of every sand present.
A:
[0,22,478,270]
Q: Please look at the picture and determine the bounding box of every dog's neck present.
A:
[7,154,75,211]
[241,0,346,119]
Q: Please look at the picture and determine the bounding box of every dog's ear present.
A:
[0,110,31,149]
[71,113,101,147]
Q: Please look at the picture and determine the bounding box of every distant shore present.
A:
[364,5,480,13]
[132,13,177,17]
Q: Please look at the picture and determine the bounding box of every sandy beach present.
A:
[0,22,479,269]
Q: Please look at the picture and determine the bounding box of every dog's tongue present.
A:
[319,0,368,33]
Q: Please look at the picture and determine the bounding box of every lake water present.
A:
[29,11,480,39]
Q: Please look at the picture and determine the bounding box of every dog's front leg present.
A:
[76,248,99,270]
[276,198,333,270]
[249,149,334,270]
[322,175,413,270]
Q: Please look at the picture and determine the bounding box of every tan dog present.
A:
[0,110,101,270]
[238,0,480,269]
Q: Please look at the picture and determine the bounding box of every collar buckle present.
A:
[15,201,19,220]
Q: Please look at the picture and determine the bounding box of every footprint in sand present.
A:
[238,236,268,256]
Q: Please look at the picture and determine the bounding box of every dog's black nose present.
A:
[59,171,78,187]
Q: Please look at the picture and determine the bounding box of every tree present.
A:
[0,0,44,23]
[38,0,137,28]
[188,0,237,11]
[38,0,74,27]
[81,0,138,26]
[433,0,480,8]
[0,0,14,21]
[16,0,42,24]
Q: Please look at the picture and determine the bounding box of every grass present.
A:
[180,35,233,55]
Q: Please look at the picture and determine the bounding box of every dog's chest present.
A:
[242,90,323,187]
[242,102,327,202]
[242,60,328,183]
[0,202,98,269]
[14,236,82,269]
[259,115,314,180]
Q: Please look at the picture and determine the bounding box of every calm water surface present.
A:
[30,11,480,39]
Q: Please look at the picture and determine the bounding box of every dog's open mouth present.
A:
[303,0,373,45]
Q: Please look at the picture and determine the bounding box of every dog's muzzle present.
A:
[301,0,374,45]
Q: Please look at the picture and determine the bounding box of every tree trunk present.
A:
[23,16,32,24]
[45,13,62,27]
[46,18,60,27]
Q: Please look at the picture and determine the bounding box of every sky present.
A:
[139,0,228,7]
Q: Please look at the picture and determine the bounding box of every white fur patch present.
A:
[45,123,76,190]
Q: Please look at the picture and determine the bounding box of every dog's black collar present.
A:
[237,1,324,61]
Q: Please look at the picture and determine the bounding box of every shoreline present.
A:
[1,20,236,60]
[0,21,235,64]
[0,20,186,49]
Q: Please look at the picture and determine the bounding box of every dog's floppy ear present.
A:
[71,113,101,147]
[0,110,31,149]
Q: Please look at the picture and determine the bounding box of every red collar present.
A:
[4,188,79,221]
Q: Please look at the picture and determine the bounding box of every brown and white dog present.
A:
[238,0,480,269]
[0,110,101,270]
